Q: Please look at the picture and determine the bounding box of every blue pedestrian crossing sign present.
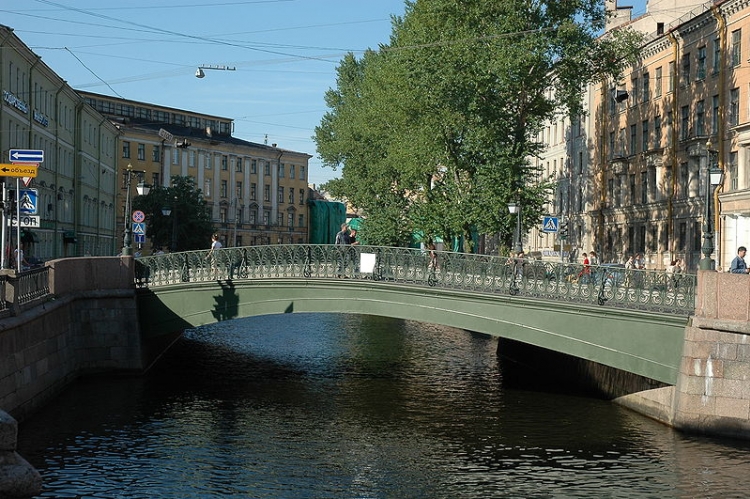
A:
[132,222,146,236]
[542,216,559,233]
[19,189,38,215]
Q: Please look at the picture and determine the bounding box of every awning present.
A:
[20,230,39,243]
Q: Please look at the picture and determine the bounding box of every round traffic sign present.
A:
[132,210,145,223]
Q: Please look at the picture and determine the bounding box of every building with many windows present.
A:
[0,25,119,263]
[530,0,750,271]
[79,92,312,252]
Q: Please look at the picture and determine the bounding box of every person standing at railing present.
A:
[13,246,29,272]
[206,233,223,278]
[335,223,351,277]
[577,252,591,283]
[730,246,749,274]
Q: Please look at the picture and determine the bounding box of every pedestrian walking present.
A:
[730,246,749,274]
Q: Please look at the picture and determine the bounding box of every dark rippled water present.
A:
[17,313,750,498]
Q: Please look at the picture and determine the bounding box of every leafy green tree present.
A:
[315,0,641,252]
[133,176,213,252]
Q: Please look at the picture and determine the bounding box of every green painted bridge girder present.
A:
[136,278,689,384]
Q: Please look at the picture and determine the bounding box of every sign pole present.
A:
[0,183,5,269]
[15,178,20,272]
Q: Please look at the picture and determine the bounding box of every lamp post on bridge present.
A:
[507,201,523,254]
[122,164,149,256]
[699,142,723,271]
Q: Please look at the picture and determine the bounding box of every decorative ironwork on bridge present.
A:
[134,245,696,315]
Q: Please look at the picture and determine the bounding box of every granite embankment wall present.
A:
[617,270,750,439]
[0,256,143,421]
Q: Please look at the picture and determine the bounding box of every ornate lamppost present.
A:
[122,164,149,256]
[507,201,523,254]
[699,142,723,270]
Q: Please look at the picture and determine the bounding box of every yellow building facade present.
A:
[78,92,312,253]
[531,0,750,271]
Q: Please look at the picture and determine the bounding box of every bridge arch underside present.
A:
[136,279,689,385]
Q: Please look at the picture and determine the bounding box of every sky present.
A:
[1,0,407,187]
[2,0,649,188]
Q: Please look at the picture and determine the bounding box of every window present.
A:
[655,67,662,98]
[631,77,638,104]
[681,53,691,86]
[264,161,270,176]
[678,222,687,251]
[236,158,243,173]
[630,124,637,155]
[730,88,740,126]
[668,61,675,93]
[264,184,270,202]
[696,100,705,137]
[251,159,257,174]
[680,162,689,198]
[290,165,295,179]
[122,141,131,158]
[137,143,145,161]
[236,181,242,199]
[204,178,212,197]
[278,163,285,178]
[654,115,662,148]
[189,150,196,167]
[249,208,256,225]
[641,171,648,204]
[680,105,690,140]
[263,210,270,225]
[172,148,179,165]
[712,37,721,74]
[732,29,742,67]
[730,151,738,190]
[277,212,284,226]
[220,180,228,198]
[277,186,284,202]
[205,153,212,169]
[712,95,720,134]
[220,207,227,224]
[642,120,648,152]
[299,188,305,204]
[298,214,304,228]
[250,183,257,200]
[693,221,702,251]
[221,155,228,171]
[288,187,294,204]
[609,131,615,158]
[152,145,160,162]
[697,46,707,79]
[299,166,305,180]
[630,174,636,203]
[642,72,649,102]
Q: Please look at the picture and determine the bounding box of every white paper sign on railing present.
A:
[360,253,376,274]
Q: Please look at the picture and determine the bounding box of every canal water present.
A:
[17,313,750,498]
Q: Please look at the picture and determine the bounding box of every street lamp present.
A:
[161,196,178,252]
[699,142,723,270]
[122,164,149,256]
[508,201,523,254]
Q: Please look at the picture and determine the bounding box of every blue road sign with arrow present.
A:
[9,149,44,164]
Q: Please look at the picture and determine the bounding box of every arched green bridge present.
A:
[135,245,694,385]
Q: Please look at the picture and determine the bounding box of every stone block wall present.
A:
[0,257,143,422]
[672,271,750,438]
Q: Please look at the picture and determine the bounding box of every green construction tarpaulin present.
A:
[308,200,346,244]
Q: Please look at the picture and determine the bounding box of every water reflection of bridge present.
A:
[135,245,693,385]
